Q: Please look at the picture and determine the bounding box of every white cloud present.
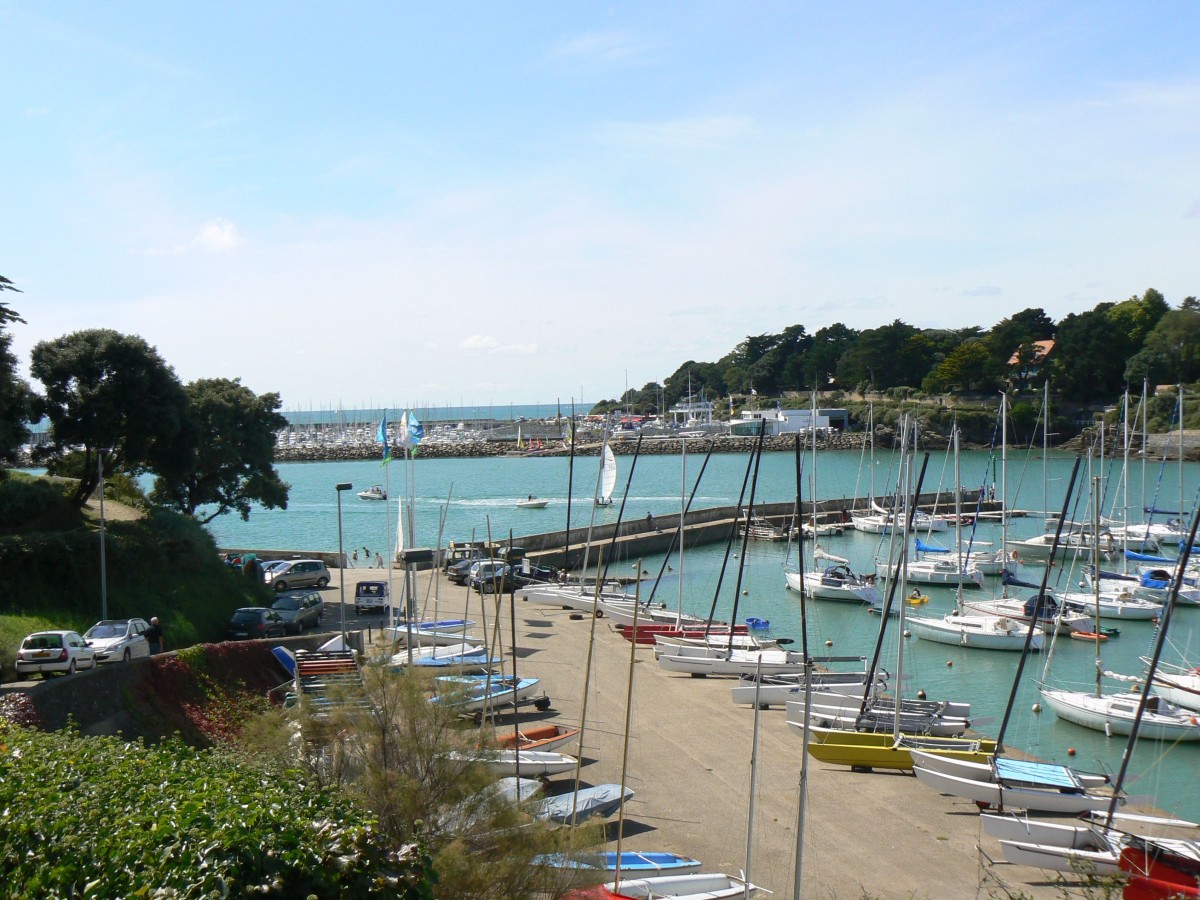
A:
[194,218,242,252]
[547,30,658,65]
[459,335,500,351]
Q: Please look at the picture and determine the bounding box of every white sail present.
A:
[597,443,617,505]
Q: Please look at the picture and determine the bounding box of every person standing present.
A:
[145,617,164,654]
[374,552,384,568]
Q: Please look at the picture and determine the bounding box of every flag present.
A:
[377,414,391,463]
[398,411,423,451]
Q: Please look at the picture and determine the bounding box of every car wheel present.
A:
[66,660,76,675]
[123,648,131,662]
[274,581,287,592]
[316,576,329,588]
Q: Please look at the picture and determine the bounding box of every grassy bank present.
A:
[0,474,272,678]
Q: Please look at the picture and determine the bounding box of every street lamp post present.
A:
[335,482,353,644]
[98,449,108,620]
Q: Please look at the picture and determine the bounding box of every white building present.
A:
[729,407,848,436]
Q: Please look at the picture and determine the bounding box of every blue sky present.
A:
[3,2,1198,410]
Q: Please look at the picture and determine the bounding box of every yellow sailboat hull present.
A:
[804,730,996,770]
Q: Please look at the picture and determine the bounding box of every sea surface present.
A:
[210,444,1200,819]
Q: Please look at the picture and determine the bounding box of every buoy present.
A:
[742,589,749,596]
[825,639,833,647]
[916,690,926,700]
[903,630,911,638]
[1032,703,1041,713]
[1067,747,1076,756]
[946,660,954,667]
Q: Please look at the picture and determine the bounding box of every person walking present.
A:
[352,549,359,565]
[374,552,384,568]
[145,617,164,654]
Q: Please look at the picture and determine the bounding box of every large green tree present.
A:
[0,276,33,464]
[1125,308,1200,385]
[1053,290,1170,400]
[151,377,290,522]
[986,307,1055,370]
[836,319,920,390]
[30,329,190,505]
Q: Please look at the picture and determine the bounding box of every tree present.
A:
[925,339,993,392]
[0,277,32,464]
[151,378,290,522]
[30,329,190,505]
[803,323,858,389]
[836,320,919,390]
[986,307,1055,371]
[1125,308,1200,385]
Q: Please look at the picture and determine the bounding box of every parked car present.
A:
[354,580,389,614]
[264,559,330,592]
[271,590,324,633]
[15,630,97,677]
[469,560,513,594]
[446,555,488,585]
[83,618,151,663]
[226,608,287,640]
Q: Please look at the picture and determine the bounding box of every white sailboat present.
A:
[596,441,617,507]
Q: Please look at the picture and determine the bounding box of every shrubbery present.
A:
[0,720,435,898]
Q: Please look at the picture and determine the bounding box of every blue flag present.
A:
[377,415,391,463]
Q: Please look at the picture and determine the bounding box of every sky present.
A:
[3,2,1199,411]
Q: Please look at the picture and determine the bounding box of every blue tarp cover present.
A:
[915,538,949,554]
[1126,550,1172,563]
[995,757,1083,790]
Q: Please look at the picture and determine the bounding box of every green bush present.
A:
[0,721,435,898]
[0,476,80,534]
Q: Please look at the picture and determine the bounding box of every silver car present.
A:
[84,618,151,663]
[265,559,330,592]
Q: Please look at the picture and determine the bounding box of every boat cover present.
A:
[995,758,1084,791]
[1126,550,1173,563]
[915,538,949,554]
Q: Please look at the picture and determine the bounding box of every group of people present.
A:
[351,546,385,568]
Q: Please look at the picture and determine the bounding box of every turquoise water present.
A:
[206,446,1200,819]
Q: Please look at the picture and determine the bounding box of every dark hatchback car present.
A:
[271,590,324,634]
[226,607,287,640]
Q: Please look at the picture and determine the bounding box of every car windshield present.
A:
[231,610,262,623]
[23,634,64,650]
[85,624,124,639]
[272,598,301,611]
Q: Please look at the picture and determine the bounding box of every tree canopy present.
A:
[30,329,191,505]
[151,377,291,522]
[0,276,32,463]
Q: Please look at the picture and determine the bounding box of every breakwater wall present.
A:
[273,431,886,463]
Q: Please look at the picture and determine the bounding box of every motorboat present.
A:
[516,496,549,509]
[357,484,387,501]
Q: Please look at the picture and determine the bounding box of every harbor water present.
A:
[207,445,1200,819]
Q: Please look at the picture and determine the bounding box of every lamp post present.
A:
[98,449,108,620]
[335,482,353,643]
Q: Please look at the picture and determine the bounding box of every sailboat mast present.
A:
[1092,475,1103,697]
[744,657,763,897]
[677,438,686,625]
[612,574,641,884]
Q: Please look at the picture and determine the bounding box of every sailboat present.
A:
[785,404,880,605]
[595,440,617,507]
[1040,476,1200,741]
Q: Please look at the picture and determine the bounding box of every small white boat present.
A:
[912,764,1119,814]
[537,784,634,825]
[1039,688,1200,741]
[454,749,578,778]
[730,672,882,708]
[907,610,1042,651]
[1146,658,1200,711]
[1059,590,1163,620]
[357,484,387,501]
[580,872,761,899]
[516,496,549,509]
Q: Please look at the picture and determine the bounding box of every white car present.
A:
[15,630,97,677]
[84,618,151,663]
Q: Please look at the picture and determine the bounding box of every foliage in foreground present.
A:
[242,666,598,900]
[0,720,435,899]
